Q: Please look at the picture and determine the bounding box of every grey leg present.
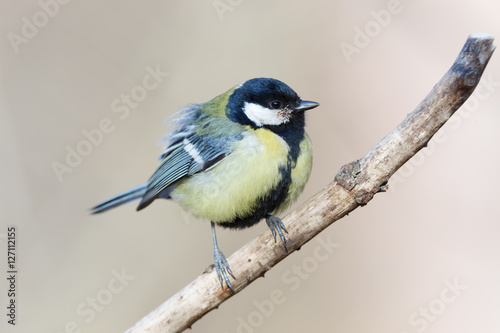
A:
[211,222,235,293]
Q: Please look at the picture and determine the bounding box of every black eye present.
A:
[270,100,282,109]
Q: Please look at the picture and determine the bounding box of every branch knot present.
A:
[335,160,361,191]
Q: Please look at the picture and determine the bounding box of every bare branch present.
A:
[126,34,495,333]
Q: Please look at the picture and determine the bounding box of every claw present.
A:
[265,215,288,253]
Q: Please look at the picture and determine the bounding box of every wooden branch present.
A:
[126,34,495,333]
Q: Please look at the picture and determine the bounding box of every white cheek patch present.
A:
[243,102,289,127]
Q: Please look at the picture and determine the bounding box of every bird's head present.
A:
[226,78,319,128]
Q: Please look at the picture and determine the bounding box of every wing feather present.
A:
[137,103,245,210]
[138,132,242,210]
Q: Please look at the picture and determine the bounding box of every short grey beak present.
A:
[295,100,319,111]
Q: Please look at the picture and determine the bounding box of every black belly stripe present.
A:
[218,164,292,229]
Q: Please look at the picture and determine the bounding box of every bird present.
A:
[90,77,319,292]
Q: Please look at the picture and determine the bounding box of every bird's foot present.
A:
[213,247,235,293]
[265,214,288,253]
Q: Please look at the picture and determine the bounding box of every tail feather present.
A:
[90,184,147,214]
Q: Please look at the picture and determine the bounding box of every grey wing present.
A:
[136,133,238,210]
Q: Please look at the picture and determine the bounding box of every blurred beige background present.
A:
[1,1,500,332]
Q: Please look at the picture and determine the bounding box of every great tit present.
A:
[91,78,319,292]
